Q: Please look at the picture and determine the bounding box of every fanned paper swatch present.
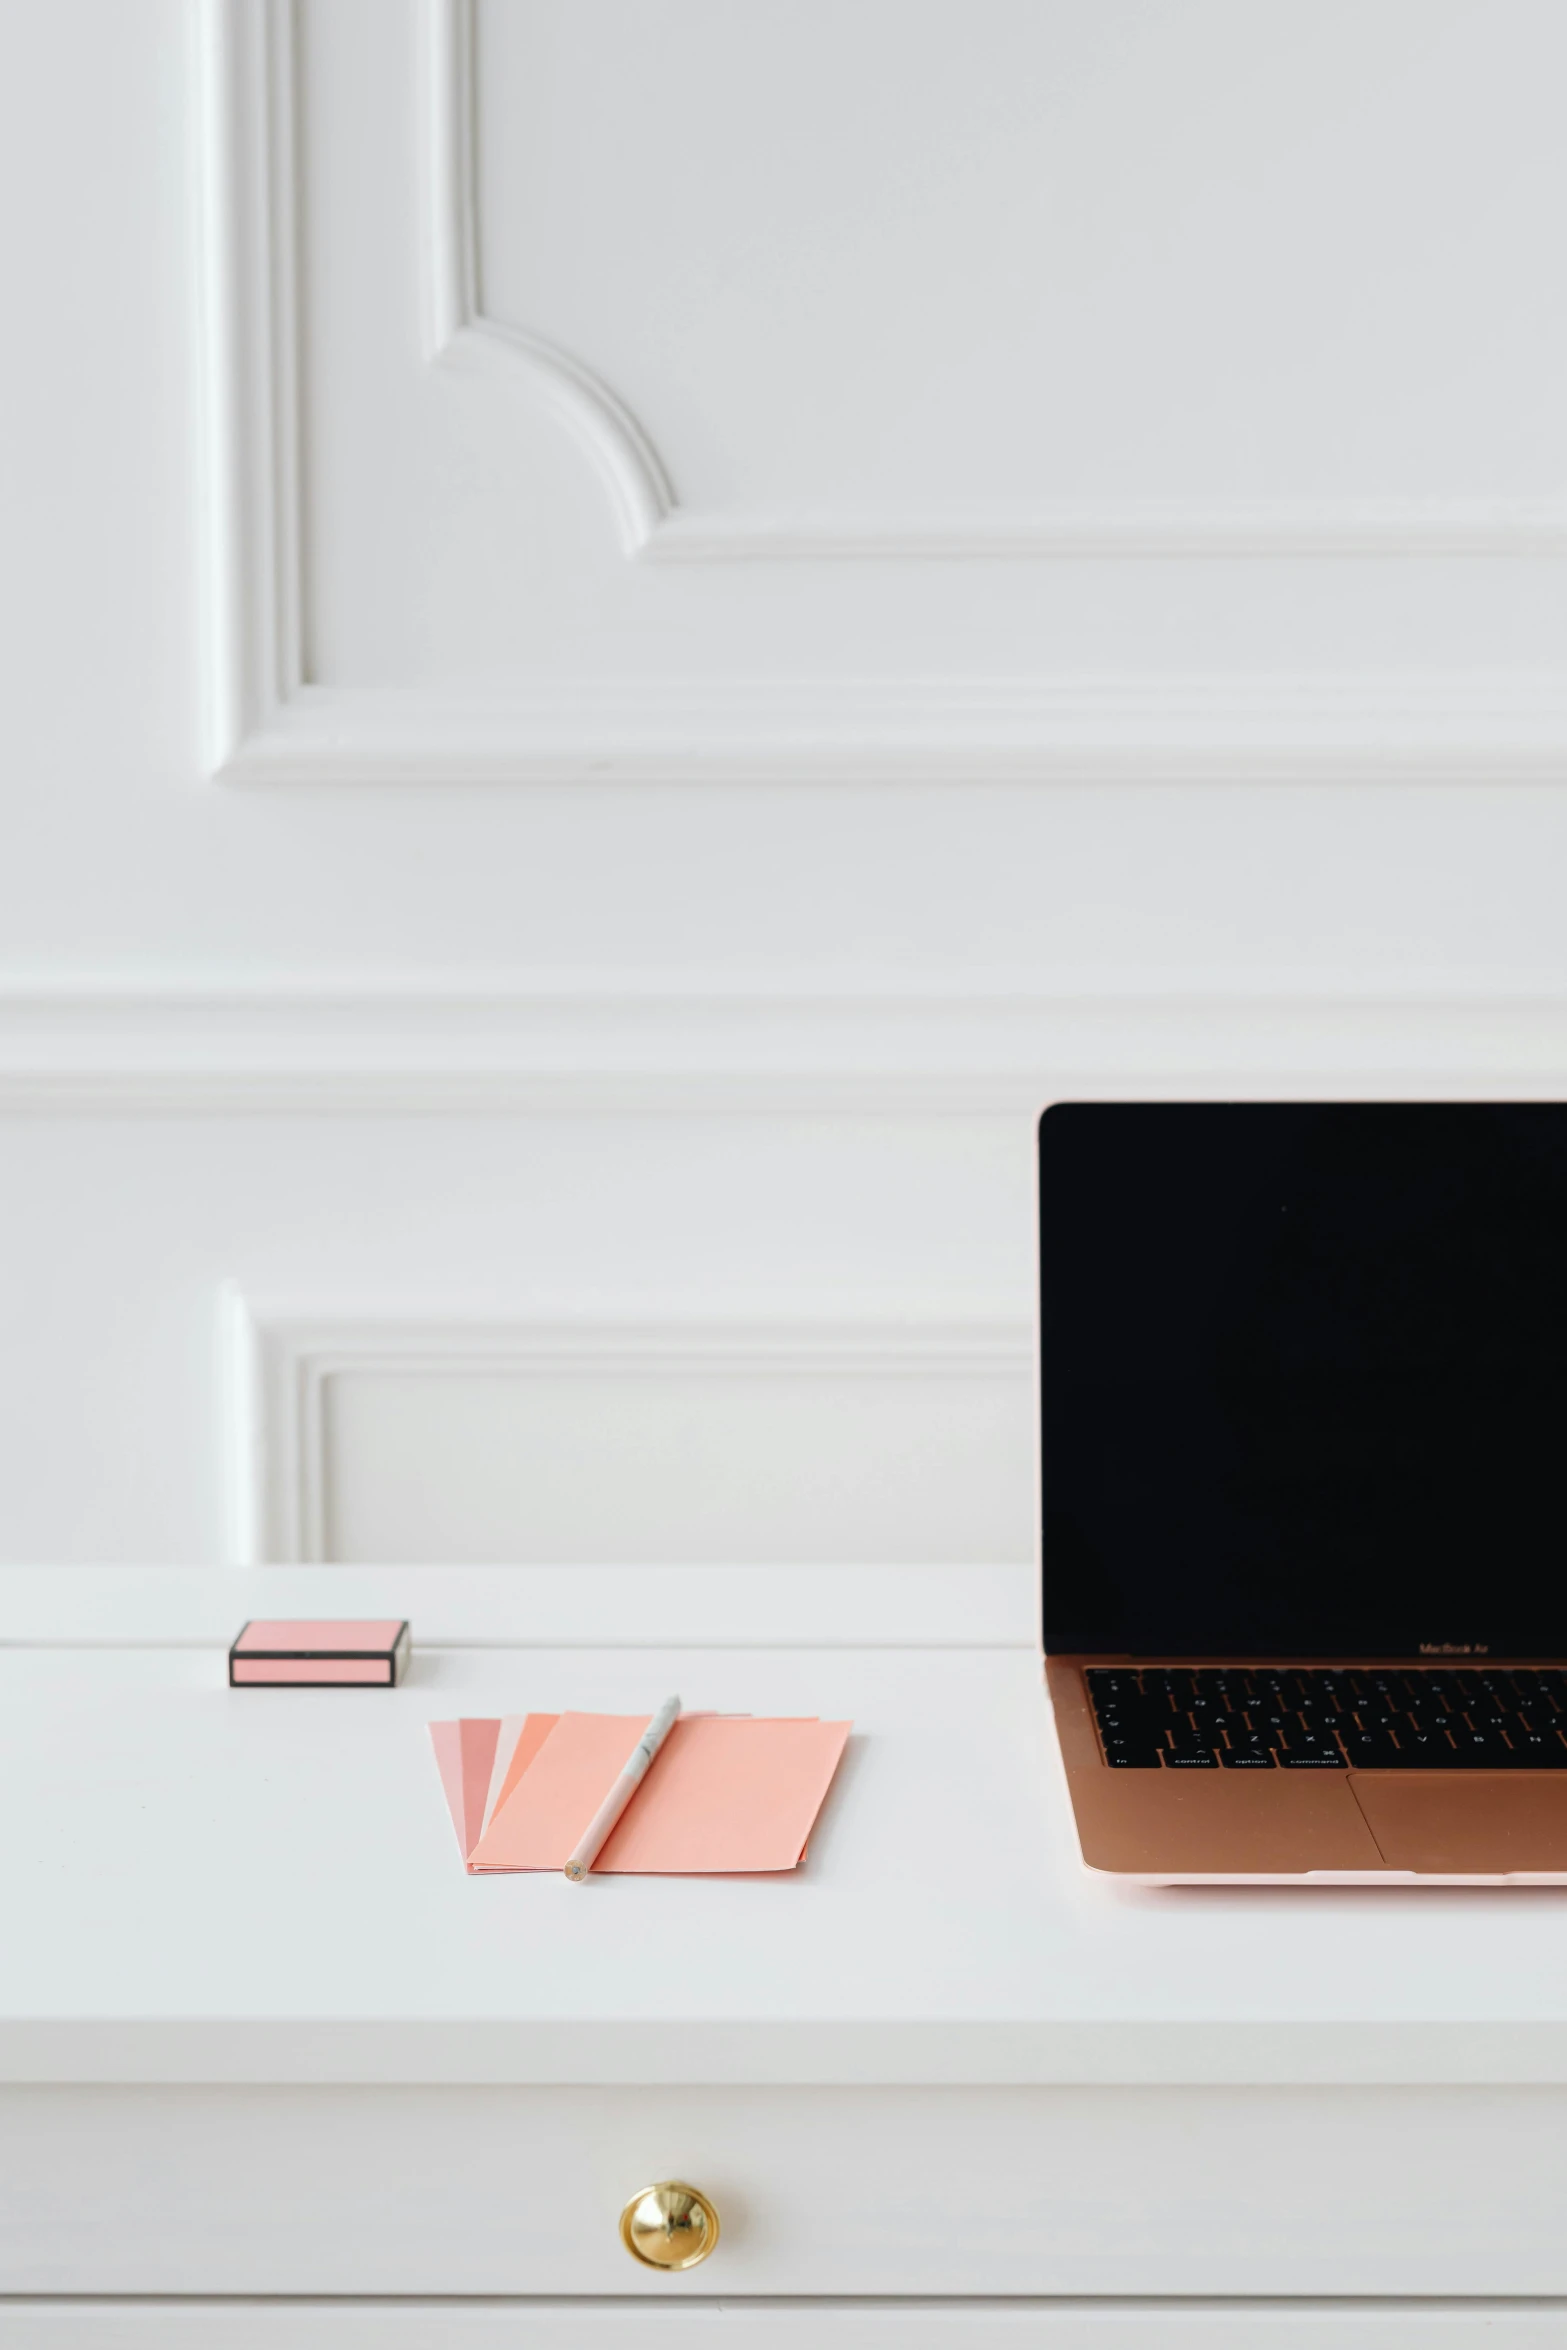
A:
[429,1710,850,1876]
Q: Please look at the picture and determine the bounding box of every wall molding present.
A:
[221,1289,1031,1565]
[422,0,676,555]
[219,674,1567,787]
[195,0,301,776]
[10,985,1567,1114]
[424,0,1567,569]
[196,0,1567,781]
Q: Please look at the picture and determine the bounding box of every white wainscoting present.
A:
[223,1292,1033,1567]
[3,987,1567,1567]
[198,0,1567,784]
[427,0,1567,565]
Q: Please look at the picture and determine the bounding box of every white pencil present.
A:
[563,1696,682,1881]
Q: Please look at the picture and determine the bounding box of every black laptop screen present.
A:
[1039,1103,1567,1659]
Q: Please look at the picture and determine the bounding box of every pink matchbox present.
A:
[228,1619,411,1688]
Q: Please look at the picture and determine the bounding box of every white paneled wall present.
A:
[0,1109,1031,1565]
[229,1298,1032,1566]
[0,2,1564,1566]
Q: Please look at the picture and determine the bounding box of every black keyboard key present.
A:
[1447,1733,1523,1766]
[1086,1673,1138,1701]
[1087,1667,1567,1773]
[1340,1731,1403,1768]
[1278,1733,1343,1758]
[1394,1730,1457,1762]
[1509,1731,1567,1763]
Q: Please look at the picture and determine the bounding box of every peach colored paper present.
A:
[427,1717,503,1863]
[469,1714,650,1871]
[599,1715,850,1874]
[467,1711,851,1875]
[480,1716,527,1838]
[486,1712,559,1831]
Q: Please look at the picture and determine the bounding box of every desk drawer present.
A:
[4,2086,1567,2297]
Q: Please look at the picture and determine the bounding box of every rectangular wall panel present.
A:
[315,1339,1032,1565]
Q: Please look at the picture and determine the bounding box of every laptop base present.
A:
[1048,1658,1567,1883]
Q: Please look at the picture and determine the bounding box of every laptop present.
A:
[1039,1102,1567,1883]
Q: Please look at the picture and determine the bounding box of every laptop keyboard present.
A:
[1085,1665,1567,1769]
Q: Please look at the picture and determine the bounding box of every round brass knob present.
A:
[619,2180,720,2271]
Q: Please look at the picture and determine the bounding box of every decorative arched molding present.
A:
[423,0,676,555]
[193,0,1567,780]
[422,0,1567,567]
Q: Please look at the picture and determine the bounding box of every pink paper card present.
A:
[427,1717,503,1863]
[597,1715,851,1874]
[469,1713,650,1871]
[481,1716,528,1838]
[428,1719,470,1855]
[487,1712,560,1830]
[466,1711,851,1875]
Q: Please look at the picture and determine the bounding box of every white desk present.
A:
[4,1569,1567,2340]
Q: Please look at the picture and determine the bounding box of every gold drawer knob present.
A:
[620,2180,720,2271]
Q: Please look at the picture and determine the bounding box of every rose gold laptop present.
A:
[1040,1103,1567,1884]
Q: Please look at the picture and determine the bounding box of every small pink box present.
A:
[228,1619,411,1688]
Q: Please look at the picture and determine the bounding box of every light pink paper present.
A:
[469,1714,648,1871]
[428,1718,503,1861]
[234,1620,404,1652]
[428,1719,472,1856]
[458,1717,502,1856]
[233,1657,390,1683]
[486,1713,560,1831]
[465,1711,851,1875]
[597,1715,850,1874]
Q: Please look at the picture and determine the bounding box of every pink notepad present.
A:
[429,1710,850,1876]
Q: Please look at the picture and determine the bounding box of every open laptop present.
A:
[1039,1102,1567,1883]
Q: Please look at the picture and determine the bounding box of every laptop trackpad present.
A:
[1351,1775,1567,1875]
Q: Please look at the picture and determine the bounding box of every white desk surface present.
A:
[4,1567,1567,2090]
